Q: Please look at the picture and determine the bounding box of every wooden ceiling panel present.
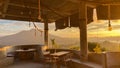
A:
[9,0,38,7]
[2,15,39,22]
[1,0,120,22]
[41,0,66,8]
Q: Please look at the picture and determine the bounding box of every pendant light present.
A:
[29,11,31,27]
[38,0,42,20]
[108,5,112,31]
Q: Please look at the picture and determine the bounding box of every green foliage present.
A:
[88,42,99,52]
[69,46,80,50]
[51,39,55,45]
[93,45,102,53]
[101,47,106,52]
[50,39,60,49]
[88,42,106,52]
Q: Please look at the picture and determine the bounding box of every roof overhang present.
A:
[0,0,120,23]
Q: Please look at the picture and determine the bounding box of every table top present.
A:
[50,51,70,57]
[15,49,36,52]
[43,51,50,55]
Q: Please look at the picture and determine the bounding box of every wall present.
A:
[0,46,14,67]
[88,52,103,65]
[106,52,120,68]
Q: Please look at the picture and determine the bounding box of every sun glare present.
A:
[88,20,120,37]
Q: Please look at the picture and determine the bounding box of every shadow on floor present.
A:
[3,61,67,68]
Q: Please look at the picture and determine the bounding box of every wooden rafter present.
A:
[1,0,120,23]
[8,2,69,17]
[0,11,37,19]
[3,14,36,19]
[67,0,79,3]
[41,3,68,17]
[0,11,2,15]
[0,0,4,5]
[77,0,120,8]
[8,3,38,9]
[2,0,9,18]
[0,2,3,6]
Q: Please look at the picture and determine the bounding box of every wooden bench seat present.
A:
[66,59,102,68]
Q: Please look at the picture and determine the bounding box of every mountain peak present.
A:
[0,29,44,45]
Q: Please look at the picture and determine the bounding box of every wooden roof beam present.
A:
[79,1,97,8]
[86,4,96,8]
[41,3,68,17]
[0,11,2,15]
[84,0,120,5]
[0,2,3,6]
[0,0,4,6]
[67,0,79,3]
[8,3,69,17]
[102,2,120,5]
[2,0,10,18]
[8,3,38,9]
[0,12,36,19]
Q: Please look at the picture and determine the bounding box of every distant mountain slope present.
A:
[0,29,80,47]
[1,29,120,50]
[88,36,120,43]
[100,41,120,51]
[0,29,44,45]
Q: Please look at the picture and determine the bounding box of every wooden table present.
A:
[50,51,70,68]
[50,51,70,57]
[15,49,36,52]
[43,51,50,56]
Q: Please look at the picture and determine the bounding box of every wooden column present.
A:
[79,2,88,61]
[44,20,49,49]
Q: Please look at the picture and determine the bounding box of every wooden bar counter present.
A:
[15,49,36,61]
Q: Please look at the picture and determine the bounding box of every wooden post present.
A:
[44,20,49,49]
[79,2,88,61]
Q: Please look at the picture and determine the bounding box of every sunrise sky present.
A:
[0,19,120,38]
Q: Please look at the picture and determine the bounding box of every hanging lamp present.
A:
[38,0,42,20]
[29,11,31,27]
[68,16,71,27]
[108,5,112,31]
[28,8,43,36]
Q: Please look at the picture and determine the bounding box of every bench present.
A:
[66,59,102,68]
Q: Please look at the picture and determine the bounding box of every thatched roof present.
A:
[0,0,120,23]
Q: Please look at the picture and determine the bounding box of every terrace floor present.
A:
[3,61,67,68]
[4,61,44,68]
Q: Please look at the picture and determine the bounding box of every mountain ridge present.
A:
[0,29,80,47]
